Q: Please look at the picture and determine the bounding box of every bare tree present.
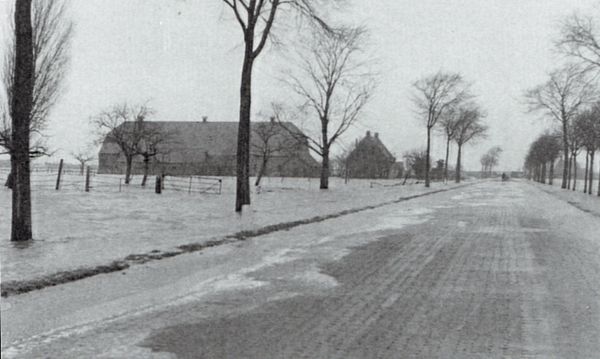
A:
[403,148,428,181]
[1,0,73,158]
[9,0,35,241]
[221,0,335,212]
[480,146,503,177]
[138,126,174,187]
[412,71,471,187]
[525,63,597,189]
[438,106,460,182]
[71,148,95,175]
[92,103,154,185]
[557,13,600,70]
[282,26,375,189]
[452,104,487,183]
[251,118,300,187]
[525,134,562,184]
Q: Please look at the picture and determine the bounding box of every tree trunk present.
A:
[572,154,577,191]
[444,137,450,183]
[320,147,330,189]
[141,156,149,187]
[235,41,254,212]
[541,162,547,184]
[10,0,34,242]
[79,162,85,176]
[584,151,589,193]
[549,160,554,185]
[588,151,594,195]
[125,155,133,184]
[455,144,462,183]
[561,122,569,189]
[254,157,268,187]
[425,126,431,187]
[567,154,572,189]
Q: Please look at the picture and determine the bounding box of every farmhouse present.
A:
[98,119,320,177]
[346,131,397,179]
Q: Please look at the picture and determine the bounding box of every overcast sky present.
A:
[1,0,598,171]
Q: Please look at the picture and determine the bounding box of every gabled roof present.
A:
[351,131,395,162]
[99,121,317,165]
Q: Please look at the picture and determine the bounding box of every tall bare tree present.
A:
[574,106,600,194]
[525,64,597,189]
[412,71,471,187]
[221,0,335,211]
[92,103,154,185]
[452,104,487,183]
[438,106,460,182]
[282,26,375,189]
[9,0,35,242]
[1,0,73,158]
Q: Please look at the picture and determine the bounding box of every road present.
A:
[2,180,600,358]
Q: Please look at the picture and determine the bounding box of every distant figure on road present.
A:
[501,173,508,182]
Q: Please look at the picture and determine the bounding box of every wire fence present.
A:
[0,166,222,195]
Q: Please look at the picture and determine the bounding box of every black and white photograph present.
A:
[1,0,600,357]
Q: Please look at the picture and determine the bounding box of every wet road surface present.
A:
[2,180,600,358]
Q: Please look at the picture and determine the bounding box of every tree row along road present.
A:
[2,180,600,358]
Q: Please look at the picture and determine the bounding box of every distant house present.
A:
[98,119,320,177]
[346,131,396,179]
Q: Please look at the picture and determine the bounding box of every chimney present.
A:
[374,132,379,138]
[366,130,371,137]
[202,116,208,123]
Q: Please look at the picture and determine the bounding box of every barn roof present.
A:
[99,121,317,164]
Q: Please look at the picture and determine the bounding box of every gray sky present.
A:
[1,0,598,171]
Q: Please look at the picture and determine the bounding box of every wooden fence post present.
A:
[55,159,64,190]
[85,166,91,192]
[155,175,162,194]
[188,176,192,194]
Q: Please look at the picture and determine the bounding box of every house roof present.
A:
[351,131,396,162]
[99,121,318,165]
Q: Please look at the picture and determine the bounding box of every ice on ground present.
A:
[0,174,461,282]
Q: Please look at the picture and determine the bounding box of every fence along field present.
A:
[0,161,222,195]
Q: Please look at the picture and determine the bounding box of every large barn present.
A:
[346,131,397,179]
[98,119,320,177]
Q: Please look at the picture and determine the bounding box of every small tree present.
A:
[282,26,375,189]
[92,103,153,185]
[412,71,471,187]
[71,148,95,175]
[139,126,173,187]
[481,146,503,177]
[403,149,428,180]
[251,119,300,187]
[452,104,487,183]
